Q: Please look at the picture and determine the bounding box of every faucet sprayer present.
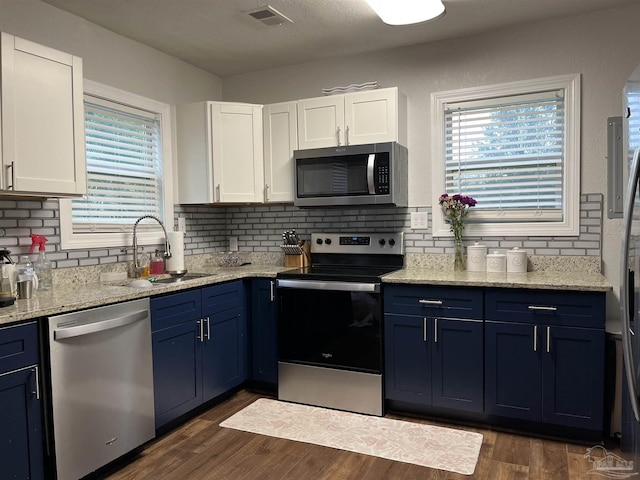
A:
[132,215,172,276]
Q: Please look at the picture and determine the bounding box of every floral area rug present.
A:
[220,398,483,475]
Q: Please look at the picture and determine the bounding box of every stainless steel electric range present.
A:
[276,231,404,416]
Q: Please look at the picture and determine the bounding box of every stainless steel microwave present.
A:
[294,142,408,207]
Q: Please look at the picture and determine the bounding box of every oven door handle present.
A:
[276,279,380,293]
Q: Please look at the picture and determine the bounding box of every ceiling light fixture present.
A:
[365,0,445,26]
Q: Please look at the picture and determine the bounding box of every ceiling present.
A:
[42,0,638,77]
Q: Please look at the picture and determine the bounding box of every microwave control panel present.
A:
[376,157,390,194]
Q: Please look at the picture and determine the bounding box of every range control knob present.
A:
[389,238,396,247]
[316,238,323,245]
[324,238,332,245]
[379,238,386,246]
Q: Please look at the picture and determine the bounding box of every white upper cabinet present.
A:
[263,101,297,203]
[177,101,264,204]
[0,33,86,196]
[297,87,407,149]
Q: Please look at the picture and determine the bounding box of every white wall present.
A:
[222,4,640,321]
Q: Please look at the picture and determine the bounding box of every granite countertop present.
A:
[0,264,612,327]
[382,268,613,292]
[0,265,288,327]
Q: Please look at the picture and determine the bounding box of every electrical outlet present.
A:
[177,217,186,233]
[410,212,429,229]
[229,236,238,252]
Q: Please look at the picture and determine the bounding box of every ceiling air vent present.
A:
[247,5,293,26]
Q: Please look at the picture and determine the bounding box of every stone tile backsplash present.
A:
[0,194,602,270]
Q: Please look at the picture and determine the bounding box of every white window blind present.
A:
[71,95,164,232]
[444,89,565,222]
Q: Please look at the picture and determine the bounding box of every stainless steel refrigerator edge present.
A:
[619,61,640,466]
[44,298,155,480]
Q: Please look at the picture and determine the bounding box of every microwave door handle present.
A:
[367,154,376,194]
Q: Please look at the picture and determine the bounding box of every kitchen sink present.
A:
[151,273,216,284]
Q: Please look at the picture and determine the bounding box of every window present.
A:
[60,81,174,249]
[431,74,580,237]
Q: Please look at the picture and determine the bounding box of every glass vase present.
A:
[454,239,465,272]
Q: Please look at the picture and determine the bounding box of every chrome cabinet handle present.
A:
[345,125,350,145]
[265,184,270,202]
[336,126,341,146]
[5,162,14,190]
[33,366,40,400]
[419,299,443,305]
[215,184,221,202]
[197,319,204,342]
[528,305,557,311]
[434,318,438,343]
[533,325,538,351]
[270,281,275,302]
[206,317,211,341]
[546,326,551,353]
[423,318,427,342]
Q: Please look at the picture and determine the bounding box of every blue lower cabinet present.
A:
[0,322,44,480]
[542,326,604,430]
[485,321,543,422]
[385,314,483,412]
[203,307,246,401]
[152,321,203,428]
[485,321,604,430]
[249,279,278,384]
[151,281,246,429]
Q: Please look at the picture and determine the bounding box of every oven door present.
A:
[277,279,382,374]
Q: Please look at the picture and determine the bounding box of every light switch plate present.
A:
[177,217,186,233]
[411,212,429,229]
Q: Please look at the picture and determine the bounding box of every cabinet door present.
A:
[1,33,85,196]
[344,89,398,146]
[250,279,278,384]
[485,321,542,422]
[542,326,604,430]
[431,318,483,412]
[210,103,264,203]
[152,321,203,428]
[384,314,431,404]
[297,96,344,149]
[0,367,44,480]
[202,307,246,402]
[263,102,297,203]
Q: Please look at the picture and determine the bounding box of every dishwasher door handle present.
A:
[53,310,148,340]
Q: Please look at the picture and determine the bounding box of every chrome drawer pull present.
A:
[533,325,538,351]
[528,305,557,312]
[419,299,443,305]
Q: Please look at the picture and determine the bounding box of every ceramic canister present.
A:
[486,250,507,273]
[506,246,528,273]
[466,242,487,272]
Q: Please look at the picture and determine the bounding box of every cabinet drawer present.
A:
[151,290,201,332]
[384,285,483,320]
[0,322,39,373]
[202,281,244,316]
[485,289,605,328]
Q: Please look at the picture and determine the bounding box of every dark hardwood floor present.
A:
[104,390,620,480]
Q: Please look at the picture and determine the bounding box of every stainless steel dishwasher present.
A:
[45,298,155,480]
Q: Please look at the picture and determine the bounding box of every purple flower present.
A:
[437,192,477,240]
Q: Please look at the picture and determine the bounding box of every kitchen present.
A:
[0,0,639,478]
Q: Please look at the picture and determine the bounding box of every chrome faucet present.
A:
[132,215,172,276]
